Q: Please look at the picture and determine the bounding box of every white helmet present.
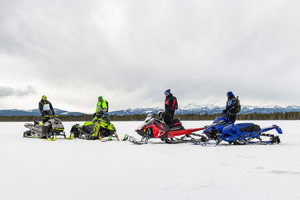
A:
[158,110,165,120]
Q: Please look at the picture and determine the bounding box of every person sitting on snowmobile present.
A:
[164,89,178,126]
[39,95,55,123]
[93,96,108,122]
[222,91,240,123]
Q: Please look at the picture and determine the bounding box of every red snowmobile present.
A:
[124,114,207,145]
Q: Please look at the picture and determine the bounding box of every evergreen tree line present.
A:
[1,111,300,122]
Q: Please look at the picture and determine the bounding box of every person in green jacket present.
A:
[93,96,108,121]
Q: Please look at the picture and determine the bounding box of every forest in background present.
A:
[1,111,300,122]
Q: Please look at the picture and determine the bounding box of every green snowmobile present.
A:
[70,115,119,141]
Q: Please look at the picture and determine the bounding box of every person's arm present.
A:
[166,97,175,111]
[49,102,55,115]
[39,102,43,115]
[229,99,238,112]
[94,103,98,114]
[102,101,108,112]
[223,100,230,113]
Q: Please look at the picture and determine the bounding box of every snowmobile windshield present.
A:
[145,114,154,123]
[213,116,230,125]
[213,120,225,125]
[137,118,155,131]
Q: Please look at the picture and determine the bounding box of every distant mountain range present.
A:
[0,109,85,116]
[109,104,300,115]
[1,104,300,116]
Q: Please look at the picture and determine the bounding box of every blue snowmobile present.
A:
[203,116,282,145]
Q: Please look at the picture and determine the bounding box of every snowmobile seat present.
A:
[169,118,184,131]
[236,123,261,132]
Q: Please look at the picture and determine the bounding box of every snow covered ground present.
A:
[0,120,299,200]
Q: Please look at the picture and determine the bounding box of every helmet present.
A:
[98,96,103,101]
[158,110,165,120]
[164,89,171,96]
[42,95,47,100]
[227,91,234,97]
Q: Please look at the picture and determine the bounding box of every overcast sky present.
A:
[0,0,299,113]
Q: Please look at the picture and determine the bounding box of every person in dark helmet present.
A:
[164,89,178,125]
[38,95,55,138]
[222,91,240,123]
[93,96,109,122]
[39,95,55,123]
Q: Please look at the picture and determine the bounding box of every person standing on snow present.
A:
[164,89,178,125]
[39,95,55,138]
[222,91,240,123]
[39,95,55,123]
[93,96,109,121]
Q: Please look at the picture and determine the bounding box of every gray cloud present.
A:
[0,0,300,111]
[0,86,36,98]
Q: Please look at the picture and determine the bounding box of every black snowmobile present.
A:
[23,115,71,141]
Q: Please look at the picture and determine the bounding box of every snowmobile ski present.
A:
[44,136,57,141]
[64,133,75,140]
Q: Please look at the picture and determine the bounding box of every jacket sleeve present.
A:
[102,101,108,112]
[227,99,238,113]
[95,104,98,114]
[224,100,231,113]
[39,102,43,114]
[49,102,55,115]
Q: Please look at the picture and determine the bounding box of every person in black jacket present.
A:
[164,89,178,125]
[222,91,239,123]
[39,95,55,123]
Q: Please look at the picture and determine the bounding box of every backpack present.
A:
[106,101,109,112]
[236,96,241,113]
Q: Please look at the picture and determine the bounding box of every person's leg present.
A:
[170,110,175,121]
[164,112,172,125]
[229,114,236,123]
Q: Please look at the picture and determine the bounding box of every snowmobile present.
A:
[124,114,208,145]
[202,116,282,145]
[69,114,119,141]
[23,115,70,141]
